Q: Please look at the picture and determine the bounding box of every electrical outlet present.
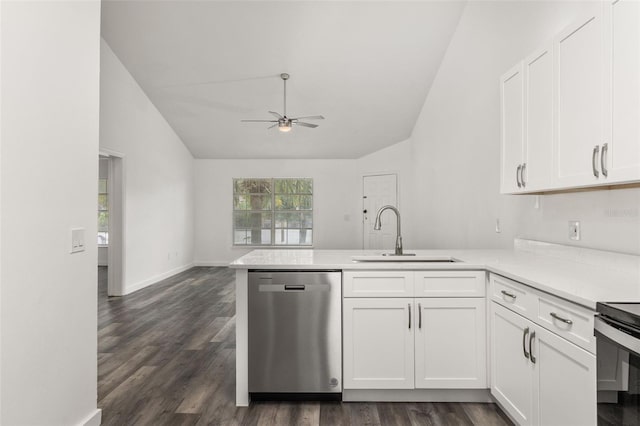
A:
[569,221,580,241]
[70,228,85,253]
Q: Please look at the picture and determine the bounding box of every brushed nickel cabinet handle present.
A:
[516,164,522,188]
[501,289,517,300]
[521,163,527,188]
[408,303,411,330]
[550,312,573,325]
[418,303,422,329]
[601,143,608,177]
[529,331,536,364]
[592,145,600,178]
[523,327,530,359]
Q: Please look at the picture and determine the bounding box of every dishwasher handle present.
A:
[258,283,330,292]
[284,284,305,291]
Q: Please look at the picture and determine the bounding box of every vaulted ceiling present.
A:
[101,1,466,159]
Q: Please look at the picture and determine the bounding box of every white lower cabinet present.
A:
[343,298,414,389]
[415,298,486,389]
[491,302,596,426]
[343,270,487,391]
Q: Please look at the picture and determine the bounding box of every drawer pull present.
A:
[523,327,530,359]
[501,290,517,300]
[550,312,573,325]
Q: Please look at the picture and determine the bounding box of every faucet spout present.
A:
[373,205,403,255]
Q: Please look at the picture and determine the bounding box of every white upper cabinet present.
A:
[501,45,554,194]
[500,63,525,193]
[523,45,554,191]
[501,0,639,193]
[554,2,606,188]
[605,0,640,182]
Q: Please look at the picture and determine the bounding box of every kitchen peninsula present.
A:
[230,239,640,425]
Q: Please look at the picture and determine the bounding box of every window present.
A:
[233,178,313,246]
[98,178,109,245]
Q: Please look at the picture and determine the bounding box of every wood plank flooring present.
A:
[98,266,513,426]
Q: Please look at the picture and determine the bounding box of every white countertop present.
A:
[229,242,640,310]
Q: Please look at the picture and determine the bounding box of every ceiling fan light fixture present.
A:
[241,73,324,132]
[278,121,292,132]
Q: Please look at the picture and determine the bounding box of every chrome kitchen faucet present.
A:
[373,205,404,256]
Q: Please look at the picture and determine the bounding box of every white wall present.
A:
[410,0,640,254]
[1,1,101,425]
[194,159,359,264]
[100,40,196,294]
[193,138,415,264]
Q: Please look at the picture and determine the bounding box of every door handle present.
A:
[418,303,422,329]
[516,164,522,188]
[529,331,536,364]
[592,145,600,178]
[601,143,608,177]
[523,327,530,359]
[408,303,411,330]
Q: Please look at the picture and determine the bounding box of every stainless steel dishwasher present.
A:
[248,270,342,399]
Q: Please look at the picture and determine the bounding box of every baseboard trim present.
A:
[342,388,492,403]
[124,263,194,295]
[194,260,231,267]
[78,409,101,426]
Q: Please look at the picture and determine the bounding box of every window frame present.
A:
[232,177,314,247]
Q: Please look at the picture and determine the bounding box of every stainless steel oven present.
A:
[595,302,640,426]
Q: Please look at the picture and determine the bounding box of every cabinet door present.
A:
[343,298,414,389]
[532,325,597,426]
[415,298,486,389]
[491,303,535,426]
[501,62,525,194]
[605,0,640,183]
[554,3,606,188]
[524,45,554,191]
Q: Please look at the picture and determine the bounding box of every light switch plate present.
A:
[568,221,580,241]
[71,228,85,253]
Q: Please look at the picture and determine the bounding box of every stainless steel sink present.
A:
[351,254,460,263]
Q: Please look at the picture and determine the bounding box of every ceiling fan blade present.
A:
[295,121,319,128]
[292,115,324,120]
[268,111,283,119]
[241,119,278,122]
[267,123,278,129]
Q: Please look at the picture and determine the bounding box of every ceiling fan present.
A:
[241,73,324,132]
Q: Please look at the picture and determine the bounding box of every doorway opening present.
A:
[98,151,125,296]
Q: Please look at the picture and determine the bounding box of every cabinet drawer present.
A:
[536,293,595,354]
[414,271,485,297]
[490,274,536,318]
[343,271,414,298]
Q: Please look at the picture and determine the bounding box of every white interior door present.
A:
[362,173,397,250]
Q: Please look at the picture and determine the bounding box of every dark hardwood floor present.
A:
[98,266,513,426]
